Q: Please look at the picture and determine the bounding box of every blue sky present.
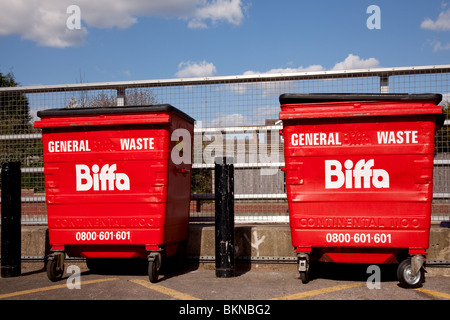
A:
[0,0,449,87]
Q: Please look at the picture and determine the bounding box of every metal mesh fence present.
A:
[0,65,449,224]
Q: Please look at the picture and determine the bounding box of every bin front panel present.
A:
[42,124,170,246]
[282,110,440,254]
[36,108,194,255]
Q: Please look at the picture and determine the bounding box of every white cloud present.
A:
[207,107,279,130]
[233,54,380,96]
[243,64,325,75]
[331,54,379,70]
[441,93,450,105]
[421,9,450,31]
[0,0,246,48]
[205,54,380,128]
[0,1,87,48]
[430,40,450,52]
[210,113,249,127]
[250,106,280,119]
[176,60,217,77]
[243,54,379,76]
[188,0,245,29]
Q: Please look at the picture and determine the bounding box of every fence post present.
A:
[117,87,126,106]
[215,157,234,278]
[380,75,389,93]
[1,162,22,278]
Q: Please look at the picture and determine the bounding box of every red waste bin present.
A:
[279,93,443,288]
[34,105,194,282]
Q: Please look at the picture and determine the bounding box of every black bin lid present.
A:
[37,104,195,123]
[279,93,443,105]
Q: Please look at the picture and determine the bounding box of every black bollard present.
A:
[215,157,234,278]
[1,162,22,278]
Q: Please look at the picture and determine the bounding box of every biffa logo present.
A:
[325,159,389,189]
[76,164,130,191]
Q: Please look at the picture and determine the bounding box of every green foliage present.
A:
[0,72,32,134]
[0,72,43,191]
[191,168,212,194]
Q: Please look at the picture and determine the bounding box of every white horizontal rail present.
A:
[13,160,450,170]
[191,193,287,200]
[195,125,282,133]
[20,196,46,202]
[433,193,450,199]
[9,193,287,203]
[0,133,42,140]
[12,161,450,171]
[234,216,289,223]
[193,162,284,169]
[1,64,449,93]
[235,194,287,200]
[11,192,450,202]
[434,159,450,165]
[21,167,44,173]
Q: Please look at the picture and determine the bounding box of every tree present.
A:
[0,72,32,135]
[0,72,38,164]
[191,168,212,194]
[0,71,43,190]
[66,87,159,108]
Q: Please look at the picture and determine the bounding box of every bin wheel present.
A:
[397,257,425,288]
[47,259,64,282]
[300,270,310,284]
[148,254,160,283]
[298,256,310,284]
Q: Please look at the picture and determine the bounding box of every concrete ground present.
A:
[0,259,448,320]
[1,260,449,300]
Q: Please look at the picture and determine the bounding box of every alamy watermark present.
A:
[67,5,381,31]
[367,265,381,289]
[66,5,81,30]
[66,265,81,289]
[193,122,281,176]
[367,5,381,30]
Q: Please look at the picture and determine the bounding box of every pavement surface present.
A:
[1,261,449,307]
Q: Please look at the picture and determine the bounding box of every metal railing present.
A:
[1,64,450,224]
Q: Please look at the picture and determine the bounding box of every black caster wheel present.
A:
[300,269,310,284]
[397,257,425,288]
[148,253,161,283]
[46,258,64,282]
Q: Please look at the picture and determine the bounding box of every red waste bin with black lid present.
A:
[34,105,194,282]
[279,93,443,288]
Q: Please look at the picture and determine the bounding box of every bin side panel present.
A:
[164,113,194,245]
